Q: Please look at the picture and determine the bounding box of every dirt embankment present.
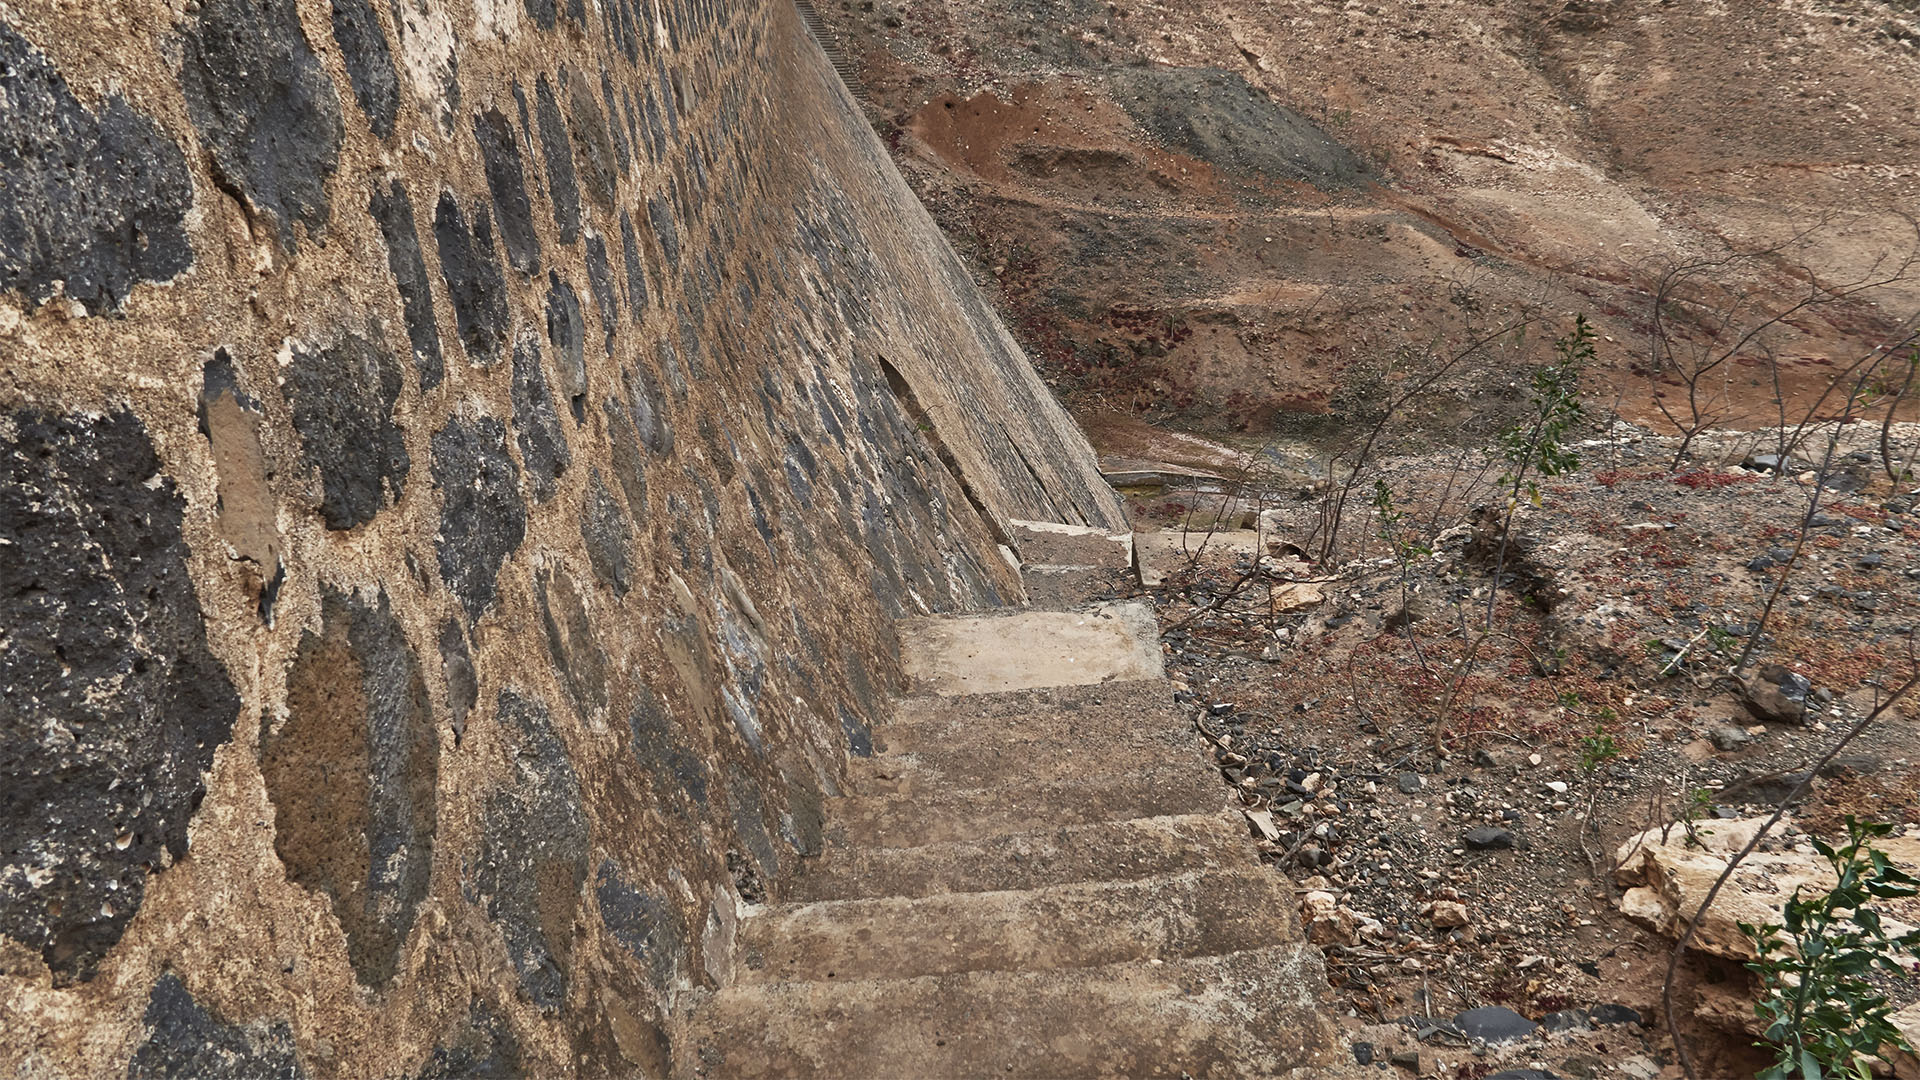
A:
[820,0,1920,451]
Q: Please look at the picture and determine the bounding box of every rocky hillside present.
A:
[819,0,1920,443]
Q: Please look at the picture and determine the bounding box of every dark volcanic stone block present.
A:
[583,231,619,354]
[479,690,589,1011]
[413,1001,524,1079]
[534,76,581,244]
[594,860,684,991]
[580,469,634,595]
[1,409,239,982]
[510,335,570,503]
[432,193,511,366]
[473,108,540,274]
[0,23,193,313]
[623,362,673,456]
[544,273,588,421]
[179,0,343,251]
[281,331,410,530]
[368,179,446,389]
[618,211,649,318]
[431,414,527,622]
[601,73,632,176]
[568,76,618,212]
[536,565,609,721]
[601,397,649,514]
[329,0,398,137]
[439,619,478,745]
[626,686,708,805]
[646,194,678,265]
[262,587,437,987]
[126,974,305,1079]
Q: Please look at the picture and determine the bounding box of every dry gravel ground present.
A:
[1072,422,1920,1078]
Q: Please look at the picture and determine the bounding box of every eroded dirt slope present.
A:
[818,0,1920,444]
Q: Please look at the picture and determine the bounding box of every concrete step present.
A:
[736,867,1299,984]
[783,812,1259,903]
[899,601,1163,696]
[856,725,1206,793]
[1009,519,1135,572]
[860,683,1200,792]
[1021,564,1133,611]
[826,759,1225,849]
[676,944,1340,1079]
[883,679,1183,741]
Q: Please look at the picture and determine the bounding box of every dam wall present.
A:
[0,0,1122,1072]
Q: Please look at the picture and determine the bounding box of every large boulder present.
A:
[1612,818,1920,961]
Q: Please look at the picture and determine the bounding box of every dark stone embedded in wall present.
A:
[478,689,589,1012]
[601,398,649,515]
[626,686,707,805]
[179,0,343,252]
[600,74,632,177]
[778,761,826,857]
[579,470,633,595]
[329,0,398,138]
[583,232,619,353]
[618,212,649,318]
[509,335,570,502]
[473,108,540,275]
[537,565,610,721]
[0,23,193,313]
[368,179,446,390]
[430,414,527,622]
[0,409,239,981]
[839,705,874,758]
[593,861,683,991]
[262,587,437,988]
[439,619,479,745]
[522,0,556,32]
[543,274,587,421]
[646,195,678,266]
[281,331,410,530]
[622,362,673,456]
[126,974,305,1080]
[724,766,780,887]
[533,76,582,245]
[566,75,618,213]
[432,193,511,366]
[412,1001,524,1079]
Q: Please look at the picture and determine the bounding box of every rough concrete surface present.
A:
[899,601,1167,694]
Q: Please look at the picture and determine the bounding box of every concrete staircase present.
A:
[675,529,1345,1078]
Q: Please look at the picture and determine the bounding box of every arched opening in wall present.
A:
[874,353,1009,549]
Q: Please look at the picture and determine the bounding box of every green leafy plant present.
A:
[1497,316,1593,510]
[1739,817,1920,1080]
[1577,724,1618,772]
[1678,788,1717,847]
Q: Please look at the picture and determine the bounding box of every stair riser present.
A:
[678,946,1340,1080]
[783,814,1257,903]
[738,870,1301,984]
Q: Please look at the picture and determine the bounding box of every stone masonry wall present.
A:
[0,0,1123,1072]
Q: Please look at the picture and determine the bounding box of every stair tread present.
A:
[678,945,1339,1079]
[899,601,1164,696]
[785,812,1258,902]
[826,762,1225,849]
[738,866,1299,984]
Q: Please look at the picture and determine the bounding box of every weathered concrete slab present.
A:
[1136,528,1265,586]
[899,601,1164,695]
